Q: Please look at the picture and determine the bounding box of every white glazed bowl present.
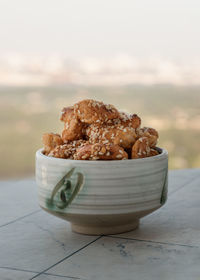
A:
[36,148,168,235]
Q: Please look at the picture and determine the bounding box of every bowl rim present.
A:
[36,147,168,165]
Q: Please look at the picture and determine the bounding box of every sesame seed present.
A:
[116,154,122,158]
[92,156,100,160]
[146,146,151,153]
[82,154,89,159]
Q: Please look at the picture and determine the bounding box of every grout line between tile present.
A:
[29,236,102,280]
[41,272,85,280]
[105,235,199,248]
[0,209,42,229]
[0,266,39,274]
[169,173,200,197]
[0,266,85,279]
[44,272,83,279]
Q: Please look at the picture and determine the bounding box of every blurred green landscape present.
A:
[0,85,200,179]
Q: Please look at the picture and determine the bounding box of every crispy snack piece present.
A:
[86,123,137,149]
[43,99,160,161]
[48,140,88,159]
[74,143,128,160]
[60,106,85,141]
[149,148,159,157]
[131,137,151,159]
[137,127,159,147]
[42,133,63,155]
[112,112,141,129]
[74,99,120,124]
[131,137,159,159]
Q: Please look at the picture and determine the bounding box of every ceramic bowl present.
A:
[36,148,168,235]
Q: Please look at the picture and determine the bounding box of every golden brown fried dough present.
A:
[43,99,160,161]
[149,148,159,157]
[74,99,120,124]
[137,127,159,147]
[112,112,141,129]
[48,140,88,159]
[48,144,73,159]
[86,123,137,149]
[74,143,128,160]
[42,133,63,155]
[60,106,85,141]
[131,137,159,159]
[131,137,151,159]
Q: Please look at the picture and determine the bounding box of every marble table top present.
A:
[0,169,200,280]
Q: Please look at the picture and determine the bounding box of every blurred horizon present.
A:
[1,53,200,87]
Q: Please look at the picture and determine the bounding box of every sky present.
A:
[0,0,200,63]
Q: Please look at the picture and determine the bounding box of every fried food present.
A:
[86,123,137,149]
[137,127,159,147]
[112,112,141,129]
[48,140,88,159]
[131,137,151,159]
[74,143,128,160]
[149,148,159,157]
[131,137,159,159]
[60,106,85,141]
[74,99,120,124]
[42,133,63,155]
[42,99,160,160]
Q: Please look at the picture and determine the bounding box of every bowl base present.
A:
[71,219,139,235]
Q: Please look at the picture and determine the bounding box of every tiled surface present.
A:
[168,168,200,194]
[47,237,200,280]
[0,268,36,280]
[0,169,200,280]
[33,276,62,280]
[34,274,80,280]
[0,179,39,227]
[0,211,97,272]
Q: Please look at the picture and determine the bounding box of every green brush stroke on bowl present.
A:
[46,167,85,211]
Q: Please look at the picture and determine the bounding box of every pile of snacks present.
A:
[42,99,159,160]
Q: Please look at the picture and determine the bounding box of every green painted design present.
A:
[46,168,84,210]
[160,169,168,205]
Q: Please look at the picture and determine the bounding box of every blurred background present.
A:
[0,0,200,179]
